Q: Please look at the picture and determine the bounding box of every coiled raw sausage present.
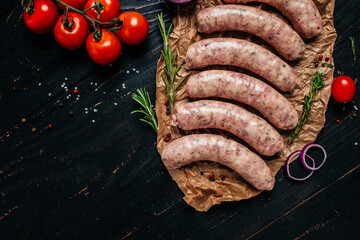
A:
[161,134,275,191]
[197,5,305,60]
[223,0,322,38]
[186,70,298,130]
[185,38,298,92]
[172,100,284,156]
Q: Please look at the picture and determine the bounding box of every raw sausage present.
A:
[161,134,275,191]
[185,38,298,92]
[197,5,305,60]
[223,0,322,39]
[186,70,298,130]
[172,100,284,156]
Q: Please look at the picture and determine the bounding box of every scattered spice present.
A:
[166,106,169,111]
[69,111,74,116]
[21,118,26,123]
[200,171,204,175]
[48,124,52,129]
[221,175,225,181]
[166,110,170,115]
[350,36,356,61]
[335,119,341,123]
[319,55,323,61]
[289,72,325,143]
[73,89,79,94]
[165,100,169,105]
[59,102,64,107]
[325,56,330,62]
[314,62,319,68]
[32,127,36,132]
[164,137,170,142]
[166,133,171,138]
[314,60,333,68]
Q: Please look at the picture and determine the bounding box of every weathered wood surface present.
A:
[0,0,359,239]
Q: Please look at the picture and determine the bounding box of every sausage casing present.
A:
[172,100,284,156]
[186,70,298,130]
[185,38,298,92]
[162,134,275,191]
[197,5,305,60]
[223,0,322,38]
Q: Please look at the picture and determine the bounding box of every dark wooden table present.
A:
[1,0,360,239]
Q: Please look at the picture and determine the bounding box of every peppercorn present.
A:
[32,127,36,132]
[314,62,319,68]
[73,89,78,94]
[335,119,341,123]
[166,110,170,115]
[164,137,170,142]
[69,111,74,116]
[209,174,214,181]
[325,56,330,62]
[200,171,204,175]
[166,133,171,138]
[21,118,26,123]
[165,100,169,105]
[59,102,64,107]
[221,175,225,181]
[319,55,323,61]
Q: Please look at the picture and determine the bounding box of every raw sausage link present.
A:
[186,70,298,130]
[185,38,298,92]
[223,0,322,39]
[172,100,284,156]
[161,134,275,191]
[197,5,305,60]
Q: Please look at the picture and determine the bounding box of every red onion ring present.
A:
[168,0,197,5]
[285,150,315,181]
[300,143,327,171]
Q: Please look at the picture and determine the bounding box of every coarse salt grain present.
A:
[126,70,129,74]
[114,102,118,106]
[38,83,41,86]
[355,142,358,146]
[92,120,95,123]
[48,93,51,96]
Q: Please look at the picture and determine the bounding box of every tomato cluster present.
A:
[23,0,149,65]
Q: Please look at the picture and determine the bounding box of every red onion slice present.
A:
[300,143,327,171]
[285,150,315,181]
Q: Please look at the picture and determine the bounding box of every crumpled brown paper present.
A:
[155,0,337,211]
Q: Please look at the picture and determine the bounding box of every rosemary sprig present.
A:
[289,72,325,143]
[350,36,356,61]
[156,13,185,114]
[131,88,158,133]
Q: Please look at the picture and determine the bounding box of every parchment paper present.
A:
[155,0,337,211]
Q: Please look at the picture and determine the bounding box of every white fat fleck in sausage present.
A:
[197,5,305,60]
[185,38,298,92]
[161,134,275,191]
[172,100,284,156]
[223,0,322,39]
[186,70,298,130]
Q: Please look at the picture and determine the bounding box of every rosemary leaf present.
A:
[289,72,325,143]
[350,36,356,61]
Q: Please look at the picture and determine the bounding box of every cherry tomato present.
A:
[84,0,121,25]
[115,12,149,45]
[331,75,356,103]
[86,29,122,65]
[23,0,59,34]
[57,0,87,10]
[54,12,89,50]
